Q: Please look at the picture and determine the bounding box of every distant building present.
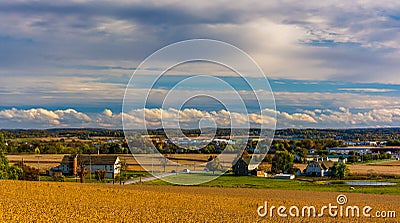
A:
[274,173,295,180]
[305,154,325,162]
[327,146,400,155]
[232,158,250,176]
[256,171,268,177]
[327,147,371,155]
[326,155,349,163]
[306,155,348,163]
[232,157,258,176]
[344,141,357,146]
[304,161,334,177]
[284,168,302,176]
[50,155,120,179]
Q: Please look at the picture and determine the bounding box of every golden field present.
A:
[0,181,399,222]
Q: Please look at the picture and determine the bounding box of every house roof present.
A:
[233,157,251,165]
[60,155,77,165]
[233,157,260,171]
[320,161,334,170]
[307,160,335,170]
[60,155,119,165]
[327,155,350,158]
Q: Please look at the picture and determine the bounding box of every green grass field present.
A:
[143,173,400,195]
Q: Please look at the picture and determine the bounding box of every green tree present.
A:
[0,132,6,152]
[276,143,285,151]
[0,153,23,180]
[0,153,10,179]
[271,151,294,173]
[206,156,222,174]
[8,165,23,180]
[331,162,349,180]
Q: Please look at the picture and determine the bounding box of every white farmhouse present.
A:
[50,155,121,179]
[304,161,334,177]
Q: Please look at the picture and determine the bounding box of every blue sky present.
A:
[0,1,400,129]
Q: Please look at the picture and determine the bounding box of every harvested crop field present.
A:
[0,181,398,222]
[348,162,400,177]
[294,161,400,177]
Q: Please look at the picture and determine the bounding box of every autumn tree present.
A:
[15,161,39,181]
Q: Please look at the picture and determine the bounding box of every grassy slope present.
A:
[144,174,400,195]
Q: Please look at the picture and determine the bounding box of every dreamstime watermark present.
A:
[123,39,276,185]
[257,194,396,219]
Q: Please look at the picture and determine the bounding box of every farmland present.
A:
[5,154,237,173]
[146,174,400,195]
[346,160,400,177]
[7,154,400,177]
[0,180,398,222]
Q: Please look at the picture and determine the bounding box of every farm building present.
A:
[232,158,250,176]
[232,157,258,176]
[304,160,334,177]
[256,171,269,177]
[305,155,348,163]
[50,155,121,179]
[326,155,348,163]
[283,168,302,176]
[274,173,295,180]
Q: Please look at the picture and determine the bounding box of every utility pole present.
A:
[35,147,41,181]
[151,153,154,174]
[124,158,126,180]
[89,155,92,181]
[37,155,40,181]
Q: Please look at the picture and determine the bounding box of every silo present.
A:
[72,155,78,175]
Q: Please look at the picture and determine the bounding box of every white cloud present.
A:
[0,108,92,128]
[103,109,113,117]
[0,106,399,129]
[1,0,400,129]
[121,108,276,129]
[338,88,397,93]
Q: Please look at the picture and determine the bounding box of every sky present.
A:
[0,0,400,129]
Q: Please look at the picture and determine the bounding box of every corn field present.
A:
[0,181,398,222]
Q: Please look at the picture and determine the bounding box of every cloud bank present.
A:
[0,107,398,129]
[1,1,399,129]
